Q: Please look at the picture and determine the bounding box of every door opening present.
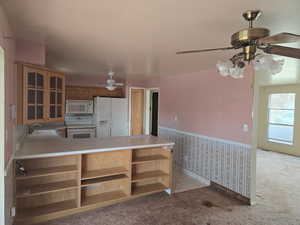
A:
[150,91,159,136]
[258,85,300,156]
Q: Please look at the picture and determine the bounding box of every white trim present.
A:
[4,153,14,177]
[250,73,259,205]
[181,168,211,186]
[159,126,251,148]
[0,47,5,225]
[128,87,146,135]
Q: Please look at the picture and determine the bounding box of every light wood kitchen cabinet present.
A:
[15,147,172,224]
[17,64,65,124]
[65,85,123,100]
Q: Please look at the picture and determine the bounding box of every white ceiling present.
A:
[2,0,300,79]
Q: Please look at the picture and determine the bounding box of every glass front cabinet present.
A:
[17,64,65,124]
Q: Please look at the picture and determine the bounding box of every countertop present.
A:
[15,135,174,160]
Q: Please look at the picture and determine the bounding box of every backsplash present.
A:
[159,127,251,198]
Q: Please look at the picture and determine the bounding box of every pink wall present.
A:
[0,7,46,164]
[15,39,45,65]
[0,6,16,164]
[143,67,254,144]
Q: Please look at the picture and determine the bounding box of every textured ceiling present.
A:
[2,0,300,78]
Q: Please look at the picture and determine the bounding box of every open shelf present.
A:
[81,167,128,180]
[132,183,167,196]
[81,174,129,187]
[81,190,127,207]
[132,170,168,182]
[16,165,78,180]
[17,180,78,198]
[132,155,168,164]
[17,199,77,219]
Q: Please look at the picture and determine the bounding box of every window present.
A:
[267,93,296,145]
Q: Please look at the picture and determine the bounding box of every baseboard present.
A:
[210,181,250,205]
[180,167,211,186]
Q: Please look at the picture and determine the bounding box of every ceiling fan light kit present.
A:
[100,71,124,91]
[177,10,300,79]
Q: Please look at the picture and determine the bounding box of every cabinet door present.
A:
[23,66,47,123]
[48,73,65,121]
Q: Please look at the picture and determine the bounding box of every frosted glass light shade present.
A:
[216,60,234,77]
[253,54,284,75]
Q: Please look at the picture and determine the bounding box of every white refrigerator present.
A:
[94,97,129,137]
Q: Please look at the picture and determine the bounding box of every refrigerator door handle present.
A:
[99,120,108,125]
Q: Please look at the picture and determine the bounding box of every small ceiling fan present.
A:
[176,10,300,63]
[100,71,124,91]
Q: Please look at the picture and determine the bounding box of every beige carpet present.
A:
[40,150,300,225]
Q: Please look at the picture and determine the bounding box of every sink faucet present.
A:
[28,123,42,134]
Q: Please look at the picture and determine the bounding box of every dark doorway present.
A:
[151,92,159,136]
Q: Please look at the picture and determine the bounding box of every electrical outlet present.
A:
[11,207,16,217]
[243,124,249,132]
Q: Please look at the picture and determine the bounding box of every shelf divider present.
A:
[16,199,77,219]
[16,165,78,180]
[132,170,168,182]
[81,167,128,180]
[16,180,78,198]
[132,183,167,196]
[81,174,129,187]
[81,190,127,207]
[132,155,168,164]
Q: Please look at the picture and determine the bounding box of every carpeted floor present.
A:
[40,150,300,225]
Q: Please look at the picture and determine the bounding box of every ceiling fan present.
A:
[176,10,300,77]
[100,71,124,91]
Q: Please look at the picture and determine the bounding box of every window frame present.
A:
[267,93,296,145]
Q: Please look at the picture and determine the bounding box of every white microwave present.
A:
[66,100,94,114]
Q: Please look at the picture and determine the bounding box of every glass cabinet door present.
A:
[24,67,47,123]
[48,73,64,120]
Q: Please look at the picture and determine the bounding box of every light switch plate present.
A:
[11,207,16,217]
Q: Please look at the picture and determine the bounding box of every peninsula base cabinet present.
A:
[14,147,172,225]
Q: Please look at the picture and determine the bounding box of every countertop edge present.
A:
[14,142,175,160]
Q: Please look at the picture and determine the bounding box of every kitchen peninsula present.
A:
[15,134,174,225]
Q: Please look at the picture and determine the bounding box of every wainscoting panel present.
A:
[159,127,251,198]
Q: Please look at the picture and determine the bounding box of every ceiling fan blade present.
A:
[263,45,300,59]
[176,47,235,54]
[115,83,124,86]
[258,32,300,45]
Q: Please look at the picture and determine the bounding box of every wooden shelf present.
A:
[81,167,128,180]
[16,165,78,180]
[132,170,168,182]
[132,155,168,164]
[17,200,77,219]
[81,174,129,187]
[17,180,78,198]
[132,183,167,196]
[81,190,127,207]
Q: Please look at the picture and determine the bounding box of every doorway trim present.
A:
[0,46,5,225]
[128,87,146,135]
[145,88,160,135]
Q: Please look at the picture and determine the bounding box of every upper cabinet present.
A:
[17,64,65,124]
[48,73,65,121]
